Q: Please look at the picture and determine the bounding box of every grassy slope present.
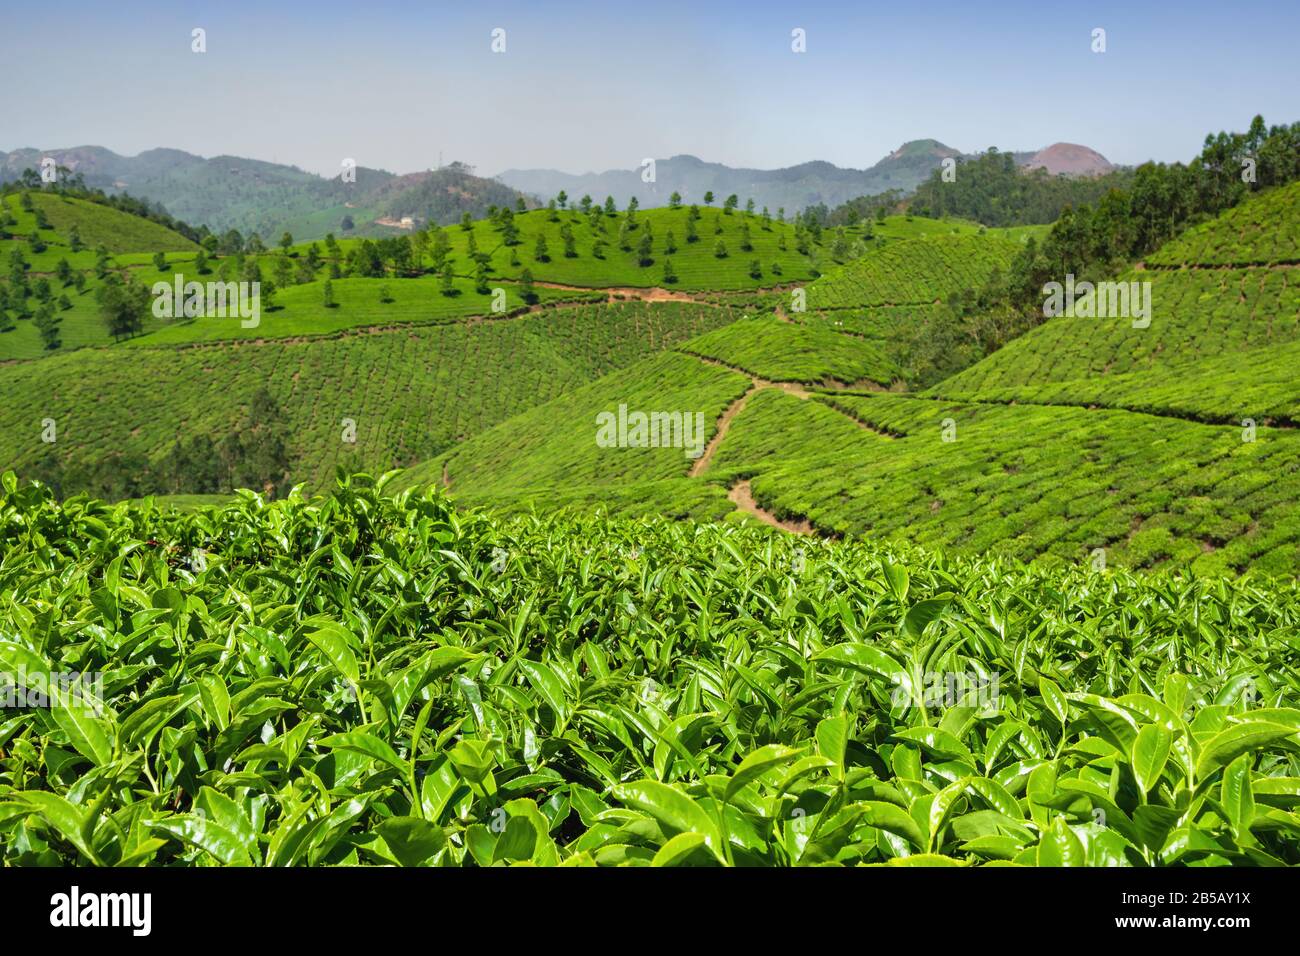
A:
[807,234,1020,309]
[417,335,1300,573]
[403,192,1300,573]
[21,192,198,253]
[728,392,1300,576]
[307,206,828,290]
[0,302,742,492]
[1146,180,1300,266]
[679,316,896,385]
[127,276,602,346]
[934,184,1300,420]
[398,350,752,496]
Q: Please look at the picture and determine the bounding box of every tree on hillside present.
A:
[474,260,490,294]
[55,258,72,286]
[35,302,61,350]
[560,223,577,258]
[546,199,559,222]
[603,196,617,216]
[28,231,46,254]
[579,195,593,214]
[96,274,148,341]
[664,229,677,254]
[519,268,538,304]
[246,234,266,254]
[534,234,550,262]
[152,251,168,272]
[68,224,83,252]
[322,280,337,308]
[723,194,738,215]
[747,259,762,279]
[618,219,632,251]
[195,249,210,274]
[439,264,455,297]
[591,239,606,259]
[410,230,428,269]
[714,239,728,258]
[498,208,520,245]
[280,232,294,254]
[460,212,473,231]
[341,214,355,231]
[685,218,698,244]
[662,257,677,284]
[429,227,451,271]
[740,223,753,251]
[273,255,292,288]
[703,191,714,206]
[637,232,654,266]
[219,229,244,255]
[516,197,528,213]
[556,190,568,209]
[745,198,755,215]
[669,191,682,209]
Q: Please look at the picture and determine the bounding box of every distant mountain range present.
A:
[498,140,1117,214]
[0,146,528,241]
[0,139,1115,240]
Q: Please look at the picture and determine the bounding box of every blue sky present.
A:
[2,0,1297,176]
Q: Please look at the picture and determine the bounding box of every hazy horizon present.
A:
[2,0,1297,179]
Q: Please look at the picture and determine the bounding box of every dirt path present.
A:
[532,281,705,304]
[689,385,756,477]
[727,480,814,534]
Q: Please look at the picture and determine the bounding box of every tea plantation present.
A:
[4,477,1300,867]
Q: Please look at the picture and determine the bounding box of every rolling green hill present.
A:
[1146,180,1300,267]
[807,234,1020,310]
[933,183,1300,421]
[7,165,1300,579]
[384,181,1300,576]
[0,301,742,499]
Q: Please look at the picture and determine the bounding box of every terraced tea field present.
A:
[807,235,1020,310]
[0,302,741,492]
[1146,181,1300,267]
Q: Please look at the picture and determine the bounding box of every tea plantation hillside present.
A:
[1146,180,1300,267]
[4,477,1300,867]
[399,183,1300,576]
[934,182,1300,417]
[399,323,1300,576]
[807,235,1020,310]
[0,301,741,498]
